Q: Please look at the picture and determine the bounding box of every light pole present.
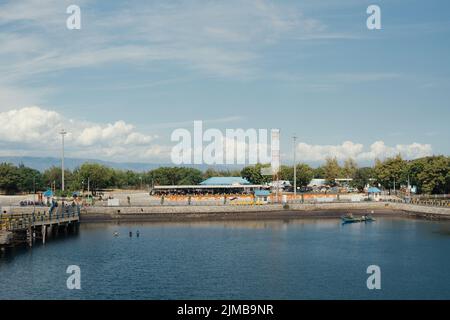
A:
[33,175,36,214]
[293,135,297,199]
[60,129,67,192]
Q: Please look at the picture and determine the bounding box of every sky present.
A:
[0,0,449,167]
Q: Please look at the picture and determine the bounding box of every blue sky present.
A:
[0,0,449,165]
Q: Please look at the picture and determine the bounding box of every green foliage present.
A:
[415,156,450,194]
[1,156,448,195]
[17,164,44,192]
[204,168,241,179]
[323,157,341,186]
[352,167,375,191]
[342,158,358,179]
[240,163,272,184]
[0,163,45,194]
[279,164,314,187]
[0,163,20,194]
[372,155,449,195]
[313,166,325,179]
[72,163,115,193]
[146,167,203,186]
[374,155,407,190]
[42,166,73,190]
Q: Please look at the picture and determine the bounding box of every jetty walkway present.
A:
[0,205,80,248]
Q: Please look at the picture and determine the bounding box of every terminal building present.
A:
[151,177,269,195]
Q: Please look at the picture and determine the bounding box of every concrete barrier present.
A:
[7,202,450,221]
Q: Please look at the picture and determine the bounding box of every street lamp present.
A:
[60,129,67,192]
[33,175,36,214]
[293,135,297,199]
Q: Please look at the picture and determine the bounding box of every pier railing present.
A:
[0,205,80,231]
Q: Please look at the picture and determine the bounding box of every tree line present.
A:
[240,155,449,195]
[0,163,240,195]
[0,155,448,195]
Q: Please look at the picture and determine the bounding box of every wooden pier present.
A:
[0,205,80,249]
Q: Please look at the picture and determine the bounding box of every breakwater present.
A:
[73,202,450,221]
[7,202,449,222]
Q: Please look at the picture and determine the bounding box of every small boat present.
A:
[341,214,376,224]
[362,215,376,222]
[341,214,362,224]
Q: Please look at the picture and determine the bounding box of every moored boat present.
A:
[341,213,376,224]
[341,214,362,224]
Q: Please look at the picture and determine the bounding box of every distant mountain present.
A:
[0,156,164,172]
[0,156,244,172]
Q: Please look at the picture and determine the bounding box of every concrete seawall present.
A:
[82,202,450,222]
[6,202,450,222]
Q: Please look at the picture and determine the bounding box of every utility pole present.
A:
[33,175,36,214]
[293,135,297,199]
[60,129,67,192]
[393,177,396,196]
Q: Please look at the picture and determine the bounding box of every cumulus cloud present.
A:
[0,106,164,161]
[77,121,145,147]
[0,106,63,143]
[297,140,432,162]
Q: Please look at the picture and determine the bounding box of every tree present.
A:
[295,163,315,187]
[313,166,325,179]
[146,167,203,186]
[17,164,44,193]
[177,168,203,185]
[278,164,314,188]
[241,164,272,184]
[374,155,407,190]
[323,157,341,186]
[278,165,293,182]
[42,166,73,190]
[352,167,375,191]
[416,156,450,194]
[342,158,358,179]
[0,163,20,194]
[72,163,113,194]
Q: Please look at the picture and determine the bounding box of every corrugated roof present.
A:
[200,177,250,186]
[368,187,382,193]
[43,189,53,197]
[254,190,271,196]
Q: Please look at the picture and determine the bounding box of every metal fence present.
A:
[0,205,80,231]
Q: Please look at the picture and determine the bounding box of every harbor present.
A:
[1,217,449,300]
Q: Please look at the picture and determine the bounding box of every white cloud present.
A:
[0,106,63,143]
[0,106,164,161]
[297,140,432,162]
[0,0,328,82]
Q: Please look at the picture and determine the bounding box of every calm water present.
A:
[1,217,450,300]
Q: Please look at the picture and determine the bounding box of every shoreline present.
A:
[5,202,450,224]
[80,208,448,224]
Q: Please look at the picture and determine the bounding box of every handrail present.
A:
[0,205,80,231]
